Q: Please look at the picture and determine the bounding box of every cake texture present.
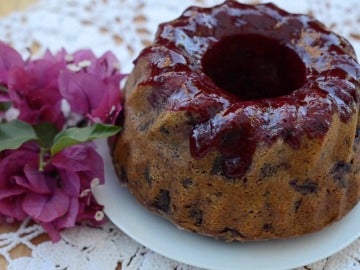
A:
[113,0,360,241]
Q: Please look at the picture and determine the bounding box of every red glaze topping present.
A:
[136,1,360,178]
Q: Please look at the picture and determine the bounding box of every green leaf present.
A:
[0,101,11,112]
[33,122,59,149]
[0,120,38,152]
[51,123,121,155]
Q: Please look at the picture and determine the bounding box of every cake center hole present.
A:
[202,34,306,100]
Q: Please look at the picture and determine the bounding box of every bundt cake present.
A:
[113,0,360,241]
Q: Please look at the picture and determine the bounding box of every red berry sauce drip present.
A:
[137,1,360,178]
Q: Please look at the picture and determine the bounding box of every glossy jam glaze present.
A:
[136,0,360,178]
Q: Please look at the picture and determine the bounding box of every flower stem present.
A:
[39,147,47,171]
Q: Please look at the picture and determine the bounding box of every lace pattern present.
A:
[0,0,359,269]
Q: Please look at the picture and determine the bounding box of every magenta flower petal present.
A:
[0,41,24,70]
[51,144,104,179]
[58,170,81,197]
[88,84,121,124]
[7,66,65,129]
[0,148,38,187]
[54,198,79,229]
[15,164,53,194]
[0,95,8,102]
[40,222,62,242]
[6,51,68,129]
[43,48,67,66]
[87,51,119,79]
[25,57,67,89]
[76,194,105,226]
[0,90,10,102]
[0,184,24,199]
[59,69,105,115]
[72,49,96,63]
[22,188,70,222]
[0,197,27,221]
[0,41,24,86]
[38,102,65,130]
[58,50,124,124]
[50,48,68,62]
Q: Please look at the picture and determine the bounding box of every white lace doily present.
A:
[0,0,360,269]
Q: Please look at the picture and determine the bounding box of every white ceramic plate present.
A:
[94,140,360,270]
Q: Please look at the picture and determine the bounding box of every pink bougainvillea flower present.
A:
[0,41,24,91]
[77,193,105,226]
[51,143,105,190]
[3,46,125,126]
[23,188,71,222]
[70,49,122,81]
[0,43,124,242]
[0,142,105,242]
[48,144,106,241]
[59,71,106,115]
[0,42,24,119]
[59,51,125,124]
[0,143,42,221]
[7,54,67,130]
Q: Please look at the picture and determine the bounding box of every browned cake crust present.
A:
[113,1,360,241]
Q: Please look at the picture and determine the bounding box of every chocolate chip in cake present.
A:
[294,199,302,212]
[331,161,351,188]
[153,189,170,213]
[289,179,318,195]
[260,164,274,179]
[332,161,351,179]
[242,177,248,185]
[139,119,154,131]
[160,125,170,135]
[210,156,224,175]
[262,223,273,232]
[144,167,153,185]
[211,156,240,182]
[189,208,203,226]
[181,178,193,188]
[355,128,360,145]
[260,162,289,179]
[264,201,271,209]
